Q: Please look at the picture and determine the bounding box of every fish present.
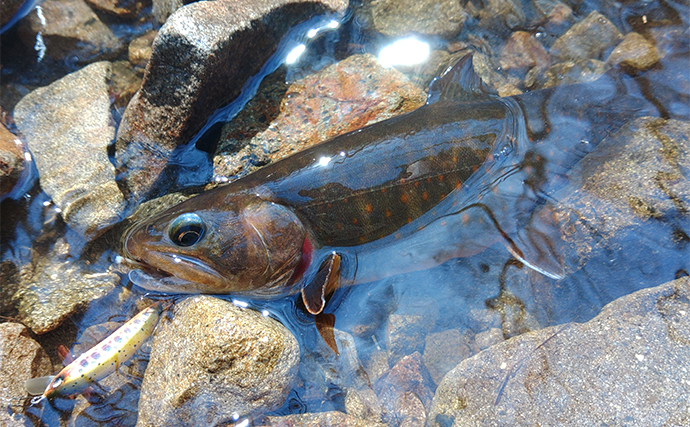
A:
[123,53,659,317]
[25,302,166,400]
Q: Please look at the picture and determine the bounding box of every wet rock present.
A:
[137,296,300,426]
[368,0,468,38]
[422,329,472,385]
[0,0,24,29]
[13,237,120,334]
[387,312,435,367]
[152,0,191,24]
[109,60,143,111]
[13,61,126,241]
[551,11,623,62]
[0,323,53,425]
[606,32,661,70]
[345,387,383,422]
[128,30,157,68]
[542,58,607,88]
[499,31,550,75]
[214,54,426,179]
[114,0,348,203]
[478,0,526,33]
[428,277,690,426]
[17,0,122,63]
[473,327,504,351]
[85,0,144,17]
[0,123,24,198]
[261,411,388,426]
[363,348,390,384]
[374,352,434,427]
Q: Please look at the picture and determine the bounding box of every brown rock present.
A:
[136,296,300,426]
[17,0,122,63]
[0,123,24,198]
[500,31,550,73]
[214,54,426,179]
[606,32,662,70]
[368,0,468,38]
[114,0,348,203]
[551,11,623,62]
[478,0,526,32]
[85,0,144,17]
[262,411,388,426]
[542,58,608,88]
[429,277,690,426]
[0,0,24,29]
[128,30,158,68]
[0,323,53,425]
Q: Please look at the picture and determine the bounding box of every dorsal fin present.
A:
[426,53,496,104]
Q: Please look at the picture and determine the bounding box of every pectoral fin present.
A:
[301,252,341,315]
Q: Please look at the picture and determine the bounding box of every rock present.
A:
[0,323,53,425]
[473,327,504,351]
[85,0,144,17]
[551,11,623,62]
[128,30,158,68]
[261,411,388,426]
[13,237,120,334]
[478,0,526,33]
[374,352,434,427]
[214,54,426,180]
[368,0,468,38]
[606,32,662,70]
[136,296,300,426]
[17,0,122,63]
[109,60,144,111]
[0,0,24,29]
[428,277,690,426]
[152,0,190,24]
[422,329,472,385]
[345,387,383,422]
[13,61,127,241]
[387,312,435,367]
[0,123,24,198]
[363,348,390,384]
[499,31,550,74]
[114,0,348,203]
[542,58,607,88]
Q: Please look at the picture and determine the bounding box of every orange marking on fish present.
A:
[462,214,469,224]
[352,217,358,225]
[400,193,409,204]
[365,204,373,214]
[385,209,392,218]
[415,181,419,187]
[438,175,444,182]
[422,192,429,201]
[456,181,462,189]
[472,165,479,172]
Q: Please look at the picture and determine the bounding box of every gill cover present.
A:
[124,191,308,296]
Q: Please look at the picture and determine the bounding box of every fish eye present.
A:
[169,213,205,247]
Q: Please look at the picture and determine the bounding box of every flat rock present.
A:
[261,411,388,426]
[428,276,690,426]
[13,237,120,334]
[367,0,468,38]
[0,123,25,198]
[114,0,348,203]
[551,11,623,62]
[0,323,53,425]
[422,329,472,385]
[17,0,122,63]
[215,53,426,181]
[13,61,126,241]
[136,296,300,426]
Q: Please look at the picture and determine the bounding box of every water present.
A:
[1,0,689,425]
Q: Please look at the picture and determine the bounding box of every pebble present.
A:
[368,0,468,38]
[606,31,662,70]
[551,11,623,62]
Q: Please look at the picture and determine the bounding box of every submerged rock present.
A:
[114,0,348,203]
[0,123,25,199]
[262,411,388,426]
[17,0,122,63]
[422,329,472,385]
[428,276,690,426]
[13,61,126,241]
[0,323,53,426]
[606,31,662,70]
[367,0,468,38]
[214,53,426,180]
[551,11,623,62]
[137,296,300,426]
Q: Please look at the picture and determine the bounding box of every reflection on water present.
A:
[1,0,689,424]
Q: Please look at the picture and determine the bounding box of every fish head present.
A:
[123,191,309,297]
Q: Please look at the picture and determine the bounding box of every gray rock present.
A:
[0,323,53,426]
[428,277,690,426]
[17,0,122,63]
[473,327,504,351]
[345,387,383,422]
[387,312,435,367]
[0,123,25,198]
[214,53,426,180]
[422,329,472,385]
[551,11,623,62]
[13,237,120,334]
[114,0,348,203]
[14,61,127,241]
[136,296,300,426]
[606,31,662,70]
[262,411,388,426]
[368,0,468,38]
[152,0,189,24]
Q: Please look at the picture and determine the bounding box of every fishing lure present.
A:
[25,301,166,401]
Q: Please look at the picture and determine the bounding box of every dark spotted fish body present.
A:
[123,54,663,302]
